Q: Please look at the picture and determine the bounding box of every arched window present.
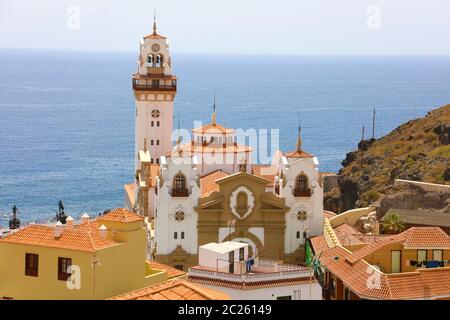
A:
[147,54,153,64]
[151,121,154,127]
[157,121,160,127]
[295,174,308,191]
[156,140,160,146]
[296,231,300,239]
[181,232,185,239]
[174,232,178,239]
[237,192,248,210]
[155,54,163,67]
[151,140,154,146]
[172,173,187,197]
[295,174,309,194]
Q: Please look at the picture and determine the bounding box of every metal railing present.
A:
[132,78,177,91]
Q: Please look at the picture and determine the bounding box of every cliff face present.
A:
[324,104,450,213]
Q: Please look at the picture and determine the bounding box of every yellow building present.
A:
[310,221,450,300]
[0,208,172,300]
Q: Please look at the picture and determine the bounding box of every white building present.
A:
[188,242,322,300]
[124,20,325,271]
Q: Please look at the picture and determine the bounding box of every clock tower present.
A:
[133,18,177,169]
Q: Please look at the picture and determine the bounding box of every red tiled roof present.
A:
[97,208,144,223]
[110,279,230,300]
[284,150,314,159]
[200,170,229,197]
[252,165,277,187]
[310,227,450,300]
[0,224,117,253]
[192,123,234,134]
[143,33,167,40]
[323,210,337,219]
[348,227,450,264]
[146,261,186,279]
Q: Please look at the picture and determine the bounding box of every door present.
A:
[391,251,401,273]
[228,251,234,273]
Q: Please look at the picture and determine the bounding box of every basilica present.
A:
[124,21,324,270]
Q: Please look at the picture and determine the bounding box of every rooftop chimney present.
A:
[81,213,90,224]
[99,224,107,238]
[54,221,63,238]
[66,216,74,229]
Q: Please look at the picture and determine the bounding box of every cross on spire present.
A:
[296,112,302,152]
[153,6,157,35]
[211,90,217,125]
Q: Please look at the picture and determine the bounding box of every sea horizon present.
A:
[1,49,449,224]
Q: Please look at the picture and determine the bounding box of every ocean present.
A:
[1,50,450,224]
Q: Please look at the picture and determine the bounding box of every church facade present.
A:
[125,21,324,270]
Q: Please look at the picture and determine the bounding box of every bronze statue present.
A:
[58,200,64,214]
[56,201,67,224]
[9,204,21,229]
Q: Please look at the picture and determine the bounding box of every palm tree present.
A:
[381,212,405,234]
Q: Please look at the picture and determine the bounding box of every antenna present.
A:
[372,108,376,139]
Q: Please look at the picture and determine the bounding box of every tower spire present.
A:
[153,6,157,35]
[296,112,302,152]
[211,90,217,126]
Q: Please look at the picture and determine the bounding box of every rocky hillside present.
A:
[324,104,450,213]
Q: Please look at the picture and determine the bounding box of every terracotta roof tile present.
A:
[348,227,450,264]
[0,224,117,253]
[146,261,186,279]
[192,123,234,134]
[97,208,144,223]
[200,170,229,197]
[310,232,450,300]
[110,279,230,300]
[284,150,314,159]
[252,165,276,186]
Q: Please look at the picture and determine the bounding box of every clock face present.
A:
[151,109,160,118]
[151,43,160,52]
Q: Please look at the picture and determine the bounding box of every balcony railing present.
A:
[188,262,312,284]
[293,188,311,197]
[132,78,177,91]
[171,189,189,197]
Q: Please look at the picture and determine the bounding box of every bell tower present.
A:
[133,16,177,169]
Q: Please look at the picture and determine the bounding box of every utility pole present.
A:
[372,108,376,139]
[361,125,365,167]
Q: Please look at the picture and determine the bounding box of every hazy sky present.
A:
[1,0,450,55]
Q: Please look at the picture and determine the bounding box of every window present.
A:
[25,253,39,277]
[173,173,186,193]
[150,158,154,164]
[181,232,185,239]
[344,287,352,300]
[151,140,154,146]
[433,250,443,261]
[174,232,178,239]
[58,257,72,281]
[156,158,160,164]
[151,121,154,127]
[330,278,336,297]
[157,121,160,127]
[174,265,184,271]
[147,55,153,63]
[391,250,401,273]
[296,231,300,239]
[295,174,308,192]
[277,296,292,300]
[417,250,427,264]
[156,140,160,146]
[239,247,245,261]
[228,251,234,273]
